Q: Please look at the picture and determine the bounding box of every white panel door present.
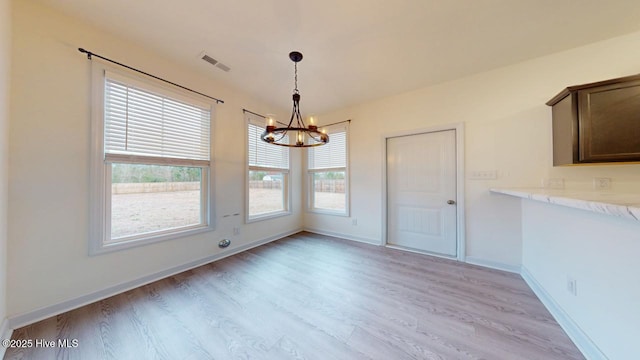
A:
[387,130,457,256]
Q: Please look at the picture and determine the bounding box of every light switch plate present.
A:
[469,170,497,180]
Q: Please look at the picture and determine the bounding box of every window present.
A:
[90,66,215,254]
[246,113,290,221]
[307,124,349,215]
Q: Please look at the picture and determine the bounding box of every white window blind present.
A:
[308,130,347,169]
[247,122,289,169]
[104,73,211,162]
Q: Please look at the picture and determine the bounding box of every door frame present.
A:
[381,123,465,261]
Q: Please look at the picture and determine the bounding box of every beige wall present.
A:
[0,0,11,330]
[306,30,640,268]
[8,1,302,317]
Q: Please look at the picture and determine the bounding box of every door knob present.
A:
[447,200,456,205]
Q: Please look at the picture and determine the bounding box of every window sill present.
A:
[89,224,214,256]
[307,208,349,217]
[247,210,292,223]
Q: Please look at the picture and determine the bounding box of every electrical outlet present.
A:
[352,218,358,226]
[567,277,577,296]
[593,177,611,190]
[233,227,240,235]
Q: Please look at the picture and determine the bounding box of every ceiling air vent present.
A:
[215,62,231,72]
[201,54,218,66]
[200,52,231,72]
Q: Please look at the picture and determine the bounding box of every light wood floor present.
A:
[5,232,584,360]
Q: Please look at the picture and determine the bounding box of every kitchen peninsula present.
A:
[491,187,640,360]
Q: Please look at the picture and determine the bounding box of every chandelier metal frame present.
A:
[261,51,329,147]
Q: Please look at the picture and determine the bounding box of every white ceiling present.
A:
[36,0,640,114]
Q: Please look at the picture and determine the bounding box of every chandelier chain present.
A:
[294,62,298,93]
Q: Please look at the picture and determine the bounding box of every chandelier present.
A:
[262,51,329,147]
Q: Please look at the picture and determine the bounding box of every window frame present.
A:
[306,124,350,216]
[245,114,292,223]
[89,63,216,255]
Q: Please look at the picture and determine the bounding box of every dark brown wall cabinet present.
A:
[547,74,640,166]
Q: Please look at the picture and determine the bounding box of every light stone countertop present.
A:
[490,188,640,222]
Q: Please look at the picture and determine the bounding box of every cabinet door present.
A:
[578,80,640,162]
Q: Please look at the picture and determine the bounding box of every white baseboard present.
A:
[464,256,521,274]
[521,266,607,360]
[9,228,302,330]
[0,317,11,358]
[303,227,381,245]
[306,229,520,275]
[385,244,458,261]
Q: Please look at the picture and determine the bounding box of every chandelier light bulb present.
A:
[308,115,317,131]
[297,131,304,146]
[266,132,275,142]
